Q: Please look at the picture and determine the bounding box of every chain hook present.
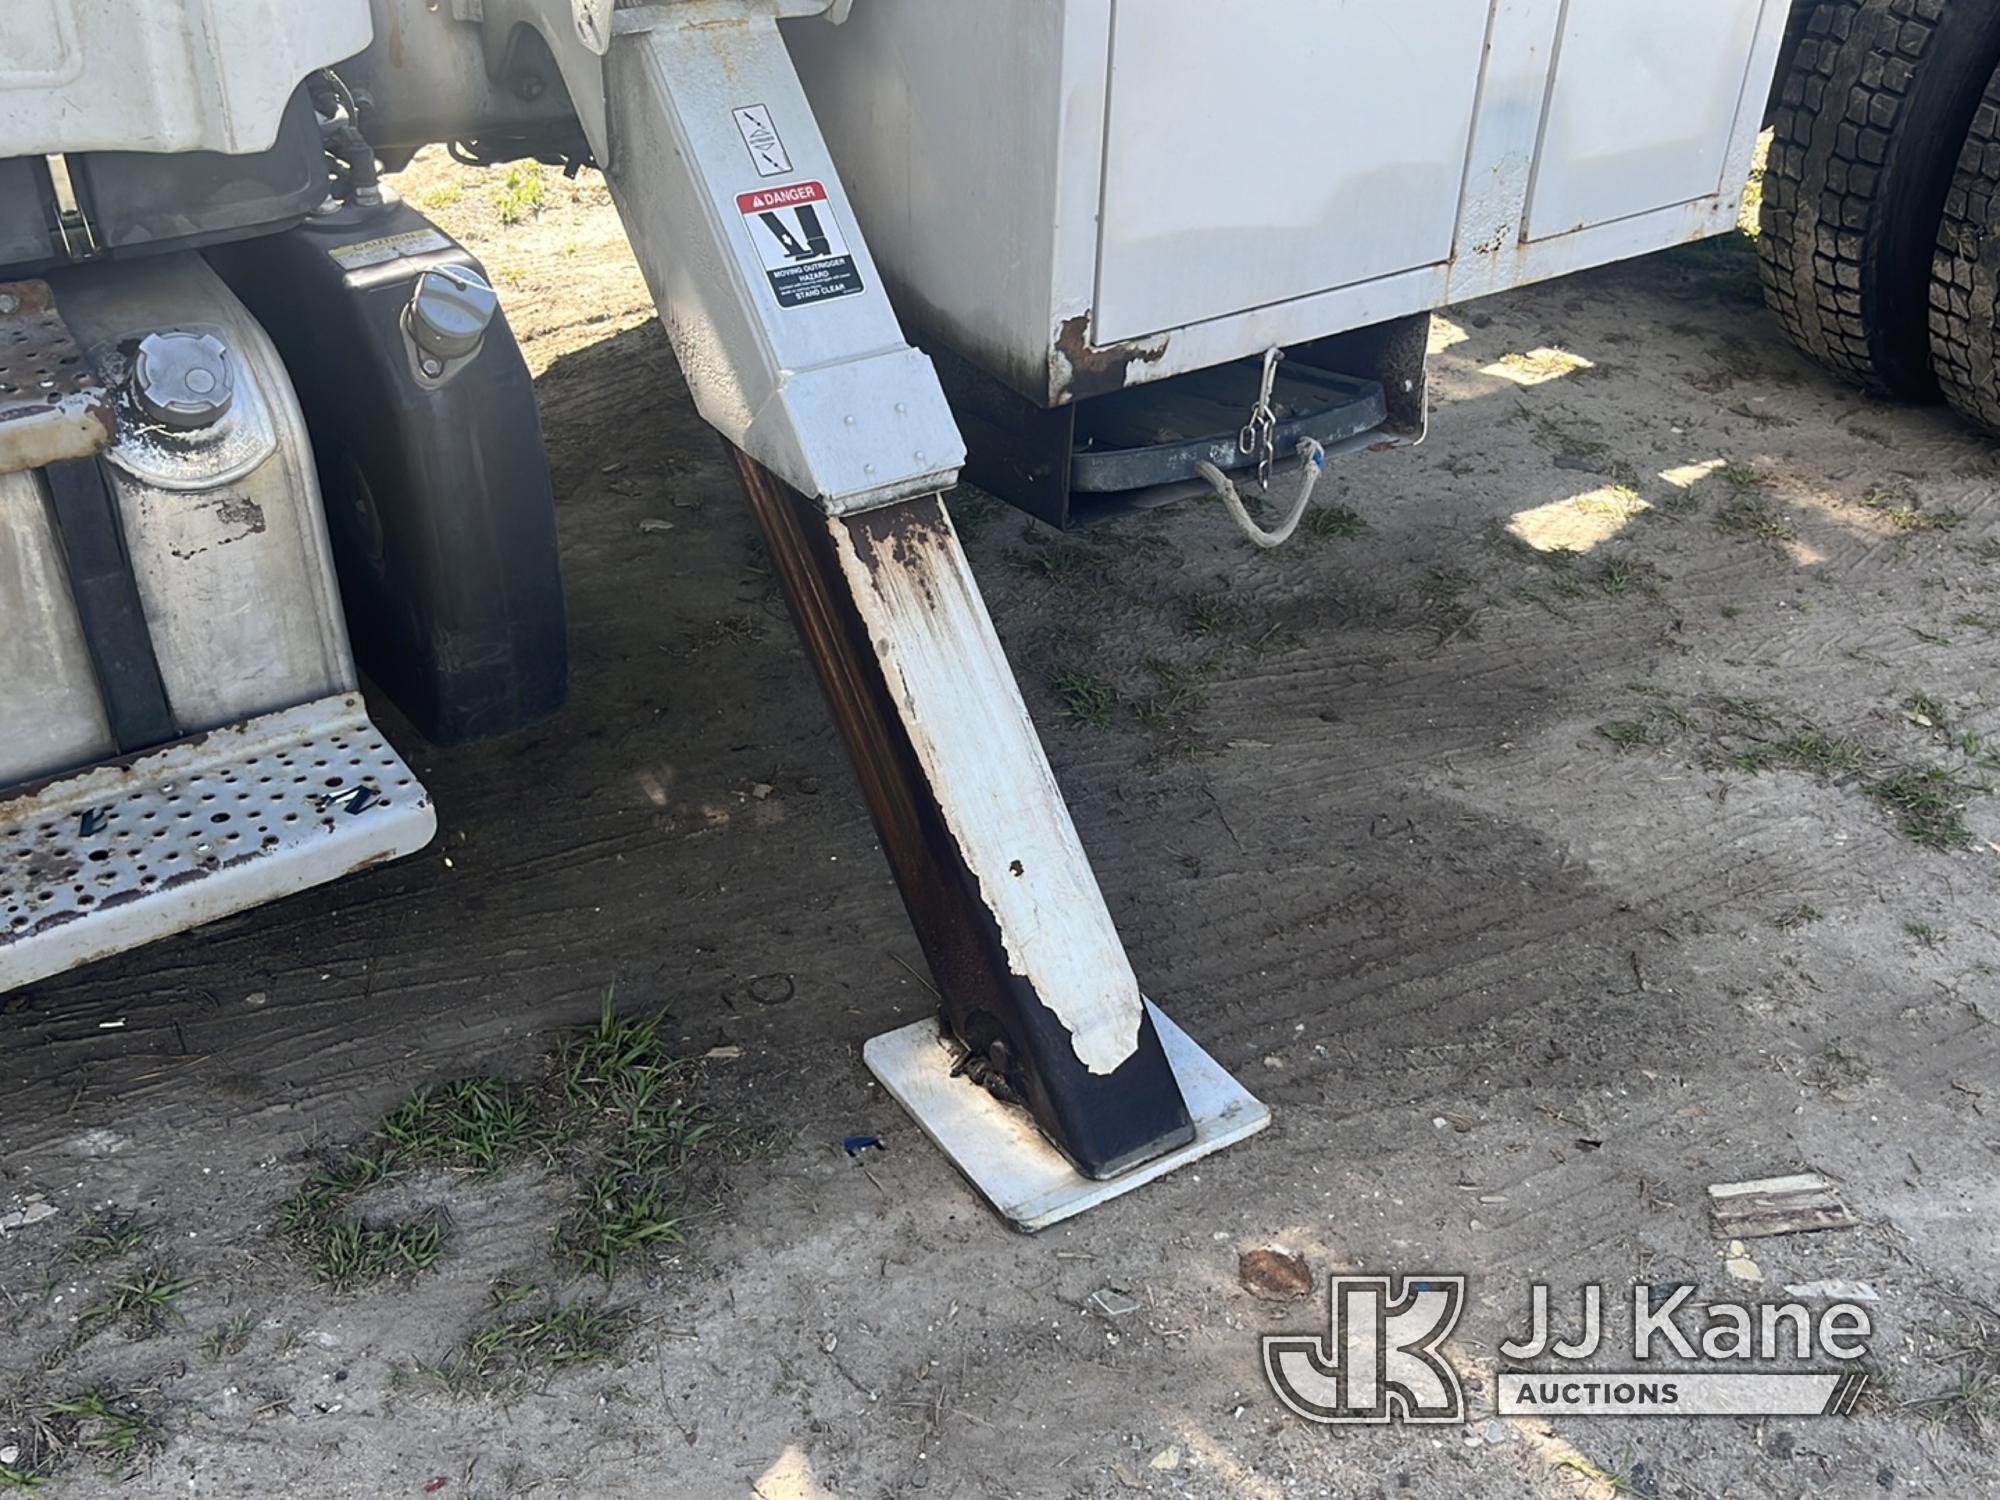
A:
[1238,346,1284,488]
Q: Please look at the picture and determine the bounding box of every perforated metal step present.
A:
[2,695,435,991]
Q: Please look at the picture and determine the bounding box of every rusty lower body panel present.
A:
[731,450,1194,1180]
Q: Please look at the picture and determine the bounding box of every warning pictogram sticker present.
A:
[733,104,792,177]
[737,181,865,309]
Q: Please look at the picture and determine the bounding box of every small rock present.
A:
[1723,1238,1762,1282]
[1238,1247,1313,1302]
[0,1197,57,1233]
[750,782,775,800]
[638,517,674,534]
[0,1443,20,1464]
[1090,1287,1141,1319]
[1261,1054,1284,1070]
[1485,1419,1509,1445]
[1149,1446,1181,1472]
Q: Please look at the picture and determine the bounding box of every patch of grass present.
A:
[278,1074,544,1290]
[1577,482,1644,517]
[1597,720,1658,751]
[1719,603,1743,619]
[1301,503,1367,540]
[80,1262,188,1337]
[42,1390,158,1475]
[1734,732,1864,777]
[556,993,668,1109]
[1902,694,1950,735]
[279,994,714,1292]
[0,1464,45,1491]
[1903,1315,2000,1442]
[554,998,709,1281]
[1716,495,1795,545]
[201,1309,257,1362]
[1128,659,1206,726]
[1905,921,1945,949]
[1049,667,1116,729]
[1416,568,1483,645]
[1715,697,1777,727]
[1719,462,1763,493]
[67,1210,150,1264]
[492,162,547,225]
[1553,1450,1658,1500]
[557,1176,684,1281]
[278,1146,450,1293]
[431,1282,627,1394]
[1860,484,1966,533]
[1183,590,1249,637]
[313,1215,449,1292]
[1722,705,1986,850]
[1809,1041,1870,1090]
[1012,535,1109,586]
[1867,766,1975,850]
[1597,556,1655,597]
[380,1077,539,1173]
[417,184,462,213]
[1774,902,1823,931]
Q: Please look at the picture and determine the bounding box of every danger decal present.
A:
[736,181,864,308]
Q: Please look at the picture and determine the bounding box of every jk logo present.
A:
[1263,1276,1466,1424]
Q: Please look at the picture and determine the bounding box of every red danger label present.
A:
[737,180,829,214]
[736,179,864,308]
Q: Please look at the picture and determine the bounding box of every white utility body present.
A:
[788,0,1787,403]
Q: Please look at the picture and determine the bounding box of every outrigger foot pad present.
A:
[864,1001,1271,1232]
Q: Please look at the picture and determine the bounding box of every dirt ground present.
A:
[3,149,1998,1499]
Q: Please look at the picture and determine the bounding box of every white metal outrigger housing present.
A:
[493,0,1267,1226]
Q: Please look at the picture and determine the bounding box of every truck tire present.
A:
[1929,64,2000,434]
[1759,0,2000,398]
[1767,2,1824,119]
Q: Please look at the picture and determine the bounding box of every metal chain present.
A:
[1238,346,1284,487]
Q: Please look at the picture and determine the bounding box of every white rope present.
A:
[1195,438,1327,550]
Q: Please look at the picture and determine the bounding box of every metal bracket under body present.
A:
[494,0,963,512]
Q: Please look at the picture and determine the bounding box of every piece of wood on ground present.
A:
[1706,1173,1857,1238]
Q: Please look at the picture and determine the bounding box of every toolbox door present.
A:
[1090,0,1492,345]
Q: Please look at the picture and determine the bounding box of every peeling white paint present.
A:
[830,505,1143,1076]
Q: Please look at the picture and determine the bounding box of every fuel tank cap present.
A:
[131,330,235,429]
[408,266,498,363]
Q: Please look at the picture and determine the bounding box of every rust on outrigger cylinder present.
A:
[731,449,1194,1180]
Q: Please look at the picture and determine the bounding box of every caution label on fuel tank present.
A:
[736,181,864,308]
